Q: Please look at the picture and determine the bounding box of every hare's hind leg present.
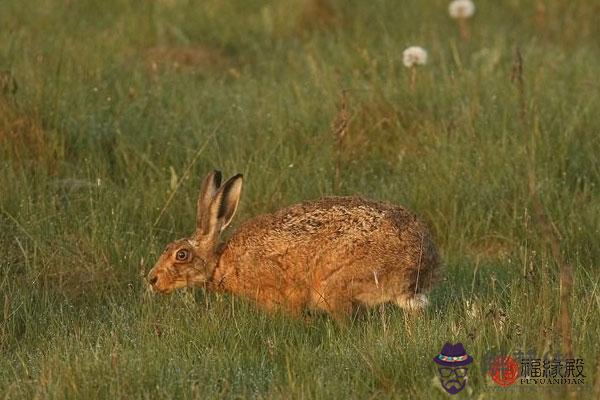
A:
[396,293,429,311]
[310,296,354,323]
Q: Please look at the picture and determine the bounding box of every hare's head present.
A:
[147,170,243,293]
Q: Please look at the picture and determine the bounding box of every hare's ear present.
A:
[197,174,243,243]
[196,170,222,234]
[215,174,243,231]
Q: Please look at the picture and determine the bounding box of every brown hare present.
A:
[148,170,440,319]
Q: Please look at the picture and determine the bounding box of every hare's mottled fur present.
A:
[148,171,440,318]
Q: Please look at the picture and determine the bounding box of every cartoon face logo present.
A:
[433,343,474,395]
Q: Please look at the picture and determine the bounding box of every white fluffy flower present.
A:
[402,46,428,68]
[449,0,475,19]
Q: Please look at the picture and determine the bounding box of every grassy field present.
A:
[1,0,599,398]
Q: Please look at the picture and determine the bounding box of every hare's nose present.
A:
[149,275,158,285]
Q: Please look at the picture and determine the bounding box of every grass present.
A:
[1,0,599,398]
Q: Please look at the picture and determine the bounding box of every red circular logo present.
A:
[488,355,519,386]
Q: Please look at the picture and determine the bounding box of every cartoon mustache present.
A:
[443,379,463,388]
[442,379,465,395]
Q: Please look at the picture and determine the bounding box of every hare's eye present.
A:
[175,249,189,261]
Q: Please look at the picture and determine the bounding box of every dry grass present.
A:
[298,0,339,34]
[0,98,62,174]
[39,237,122,300]
[144,45,230,75]
[331,91,350,191]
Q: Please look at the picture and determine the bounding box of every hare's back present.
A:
[227,196,426,252]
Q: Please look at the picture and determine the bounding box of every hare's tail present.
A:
[396,293,429,310]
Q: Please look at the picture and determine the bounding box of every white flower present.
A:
[402,46,428,68]
[449,0,475,19]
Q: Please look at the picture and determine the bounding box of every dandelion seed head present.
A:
[449,0,475,19]
[402,46,428,68]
